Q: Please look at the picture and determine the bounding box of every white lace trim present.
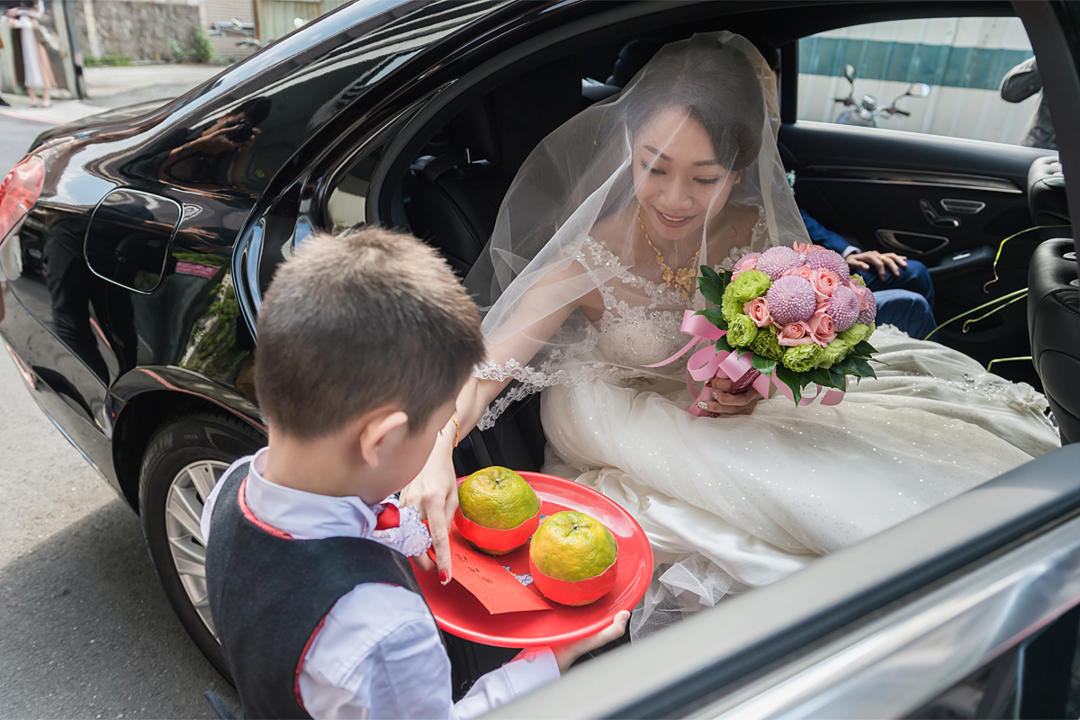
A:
[370,501,432,557]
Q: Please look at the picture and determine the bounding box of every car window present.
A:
[797,18,1051,147]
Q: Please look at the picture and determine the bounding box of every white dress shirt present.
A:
[201,449,560,719]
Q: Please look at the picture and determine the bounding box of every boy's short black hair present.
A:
[254,227,484,438]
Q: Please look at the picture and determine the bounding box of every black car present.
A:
[1,0,1079,714]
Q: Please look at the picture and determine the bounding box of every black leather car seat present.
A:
[407,57,582,471]
[1028,237,1079,445]
[1028,156,1069,226]
[408,56,581,276]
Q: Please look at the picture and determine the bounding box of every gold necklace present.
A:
[637,210,700,302]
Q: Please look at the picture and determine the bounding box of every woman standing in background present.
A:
[5,0,55,107]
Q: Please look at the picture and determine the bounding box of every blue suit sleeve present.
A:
[800,209,856,255]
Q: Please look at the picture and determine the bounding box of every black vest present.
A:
[205,461,421,719]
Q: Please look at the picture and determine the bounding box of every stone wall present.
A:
[72,0,203,63]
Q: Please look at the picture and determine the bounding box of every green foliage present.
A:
[166,38,187,62]
[697,265,726,305]
[190,26,214,63]
[85,53,133,67]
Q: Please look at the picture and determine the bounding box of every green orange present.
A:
[458,466,540,530]
[529,510,617,581]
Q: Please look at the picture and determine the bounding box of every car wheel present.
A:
[138,411,264,677]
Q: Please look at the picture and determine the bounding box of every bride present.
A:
[406,32,1060,636]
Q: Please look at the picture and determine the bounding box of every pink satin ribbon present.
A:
[646,310,845,415]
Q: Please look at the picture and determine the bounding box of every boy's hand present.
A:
[401,432,458,584]
[551,610,630,673]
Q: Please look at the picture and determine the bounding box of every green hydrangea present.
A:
[726,314,759,347]
[850,275,866,287]
[721,284,744,324]
[782,343,824,372]
[749,325,784,361]
[820,338,854,368]
[839,323,871,345]
[728,269,771,303]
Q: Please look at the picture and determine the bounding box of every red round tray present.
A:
[413,471,653,648]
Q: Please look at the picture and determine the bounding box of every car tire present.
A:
[138,411,264,678]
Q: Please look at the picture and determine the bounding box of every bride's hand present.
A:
[702,376,761,416]
[401,429,458,584]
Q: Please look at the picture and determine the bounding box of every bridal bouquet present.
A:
[695,242,879,404]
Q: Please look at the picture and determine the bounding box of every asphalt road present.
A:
[1,108,238,717]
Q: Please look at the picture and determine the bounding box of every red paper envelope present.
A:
[428,529,552,615]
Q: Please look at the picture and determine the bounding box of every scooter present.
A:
[834,63,930,127]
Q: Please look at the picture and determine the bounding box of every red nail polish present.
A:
[439,571,449,584]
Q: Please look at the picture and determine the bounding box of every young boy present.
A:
[200,227,628,719]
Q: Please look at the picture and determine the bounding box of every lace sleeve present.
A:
[472,327,600,431]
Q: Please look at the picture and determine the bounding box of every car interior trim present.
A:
[801,167,1023,194]
[489,445,1080,719]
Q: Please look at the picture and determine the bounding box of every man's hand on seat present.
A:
[847,250,907,280]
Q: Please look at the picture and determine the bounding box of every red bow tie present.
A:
[374,503,400,530]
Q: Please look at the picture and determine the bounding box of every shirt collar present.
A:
[244,447,382,540]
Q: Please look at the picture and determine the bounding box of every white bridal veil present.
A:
[466,32,811,427]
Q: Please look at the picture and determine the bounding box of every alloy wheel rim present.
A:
[165,459,229,638]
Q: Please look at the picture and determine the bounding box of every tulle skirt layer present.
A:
[539,326,1060,637]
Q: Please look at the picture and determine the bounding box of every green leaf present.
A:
[850,357,877,379]
[700,265,723,287]
[698,276,725,305]
[774,365,803,405]
[853,340,878,356]
[832,357,858,376]
[750,355,776,374]
[701,306,728,330]
[810,367,834,387]
[829,368,848,392]
[715,335,734,354]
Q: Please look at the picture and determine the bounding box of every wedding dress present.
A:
[530,235,1059,636]
[463,33,1061,637]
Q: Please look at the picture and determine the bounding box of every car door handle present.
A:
[920,199,960,228]
[941,198,985,215]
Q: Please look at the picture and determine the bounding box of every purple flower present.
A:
[756,246,803,280]
[856,287,878,324]
[805,249,850,281]
[765,275,817,325]
[826,285,860,332]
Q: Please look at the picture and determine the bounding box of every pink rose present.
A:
[807,308,837,347]
[793,241,826,257]
[782,265,815,282]
[732,252,760,280]
[778,321,814,346]
[743,297,773,328]
[810,268,840,299]
[852,284,872,310]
